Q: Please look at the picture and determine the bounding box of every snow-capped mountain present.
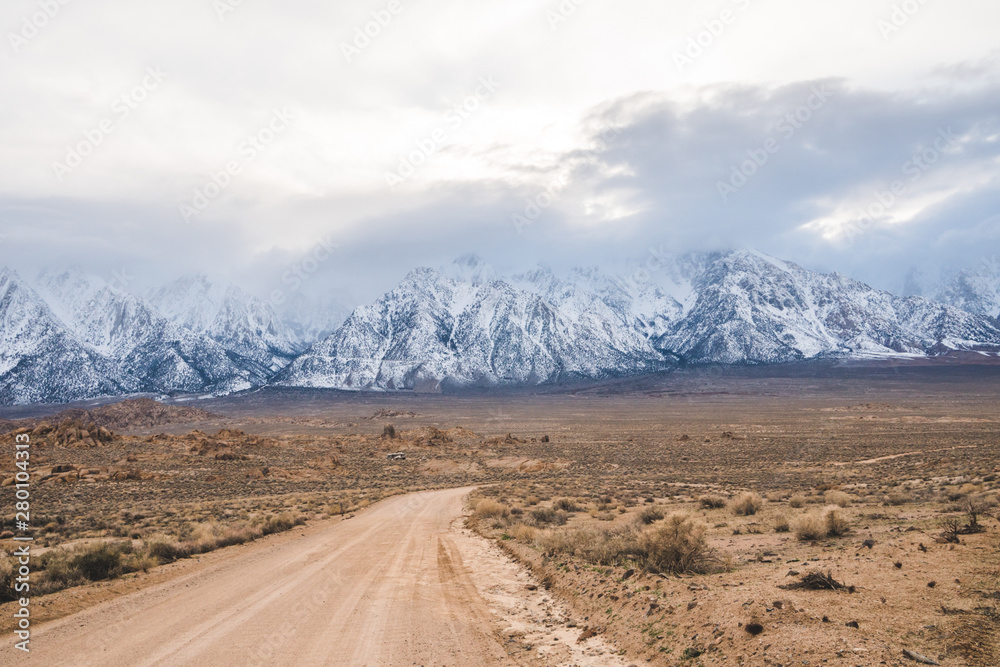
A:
[275,289,352,345]
[147,275,304,375]
[274,265,669,391]
[32,270,258,395]
[277,251,1000,391]
[933,258,1000,323]
[0,269,124,404]
[440,253,499,285]
[510,264,687,340]
[3,250,1000,404]
[651,251,1000,364]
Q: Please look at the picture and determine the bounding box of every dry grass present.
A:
[699,494,727,509]
[788,495,807,508]
[3,373,1000,664]
[641,513,714,574]
[636,506,665,525]
[473,498,510,521]
[794,505,851,541]
[824,490,852,507]
[0,512,308,602]
[729,492,764,516]
[534,513,717,575]
[553,498,580,512]
[884,491,911,506]
[506,523,537,543]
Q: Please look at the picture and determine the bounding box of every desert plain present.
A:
[1,360,1000,666]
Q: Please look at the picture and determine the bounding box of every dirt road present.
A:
[7,487,561,666]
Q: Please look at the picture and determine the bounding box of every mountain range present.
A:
[2,251,999,404]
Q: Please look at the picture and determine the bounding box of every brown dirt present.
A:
[1,365,999,665]
[0,488,626,667]
[0,398,217,436]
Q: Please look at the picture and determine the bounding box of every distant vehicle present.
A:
[386,452,406,460]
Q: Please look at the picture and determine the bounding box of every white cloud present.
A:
[1,0,999,295]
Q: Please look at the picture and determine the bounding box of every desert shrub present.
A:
[788,495,806,508]
[637,506,665,525]
[72,542,132,581]
[536,528,576,557]
[942,499,988,541]
[794,513,826,541]
[699,495,727,509]
[215,525,259,548]
[530,507,568,526]
[795,506,850,540]
[0,555,15,602]
[945,484,983,502]
[730,492,764,516]
[960,483,981,497]
[586,526,644,565]
[146,538,189,564]
[553,498,579,512]
[536,524,643,566]
[122,552,158,573]
[824,490,852,507]
[774,515,790,533]
[641,514,713,574]
[884,491,911,506]
[36,541,135,592]
[508,523,537,543]
[262,514,296,535]
[824,506,850,536]
[473,499,510,523]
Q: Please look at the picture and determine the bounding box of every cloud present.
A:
[1,1,999,300]
[535,70,1000,289]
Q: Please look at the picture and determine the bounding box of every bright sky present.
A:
[1,0,998,297]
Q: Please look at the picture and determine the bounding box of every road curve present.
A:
[8,487,519,666]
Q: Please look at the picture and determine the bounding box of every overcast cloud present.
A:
[1,0,998,303]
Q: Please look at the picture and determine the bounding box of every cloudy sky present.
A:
[1,0,998,303]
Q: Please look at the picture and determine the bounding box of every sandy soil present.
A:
[3,487,631,666]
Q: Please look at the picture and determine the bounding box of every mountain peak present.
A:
[440,254,497,285]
